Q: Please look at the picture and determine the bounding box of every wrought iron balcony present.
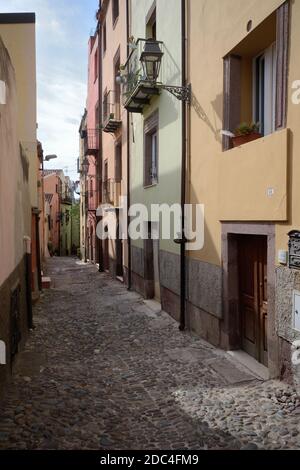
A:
[103,179,121,207]
[121,39,164,113]
[82,129,99,156]
[86,190,99,212]
[102,90,122,133]
[61,195,73,205]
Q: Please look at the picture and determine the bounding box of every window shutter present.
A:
[275,0,290,130]
[223,55,241,150]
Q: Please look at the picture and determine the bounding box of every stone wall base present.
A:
[0,256,29,396]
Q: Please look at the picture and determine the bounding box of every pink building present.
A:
[98,0,128,281]
[43,171,63,255]
[84,29,100,264]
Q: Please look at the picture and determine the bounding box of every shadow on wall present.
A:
[191,92,223,144]
[163,44,181,86]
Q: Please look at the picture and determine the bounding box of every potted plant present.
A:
[231,122,261,148]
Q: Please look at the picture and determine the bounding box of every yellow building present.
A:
[187,0,300,382]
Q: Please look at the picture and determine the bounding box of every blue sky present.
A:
[0,0,98,181]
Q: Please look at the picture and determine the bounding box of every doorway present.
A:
[116,217,123,279]
[153,237,161,302]
[237,235,268,366]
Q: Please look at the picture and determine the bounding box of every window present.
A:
[115,142,122,183]
[253,44,276,136]
[94,49,98,82]
[103,21,107,53]
[146,2,156,39]
[103,161,108,200]
[95,102,99,128]
[222,3,289,150]
[112,0,119,26]
[103,90,108,121]
[144,111,159,187]
[114,52,121,116]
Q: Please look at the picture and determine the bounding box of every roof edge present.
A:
[0,13,36,24]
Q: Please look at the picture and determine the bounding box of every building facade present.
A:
[60,176,74,257]
[78,0,300,385]
[0,13,39,390]
[124,0,184,303]
[43,170,63,256]
[98,0,129,281]
[79,110,88,261]
[83,28,101,265]
[187,0,300,382]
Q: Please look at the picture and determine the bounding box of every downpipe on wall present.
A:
[179,0,188,331]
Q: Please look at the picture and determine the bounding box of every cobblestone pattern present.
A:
[0,257,299,450]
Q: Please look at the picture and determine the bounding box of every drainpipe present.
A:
[179,0,187,331]
[98,11,104,272]
[126,0,132,290]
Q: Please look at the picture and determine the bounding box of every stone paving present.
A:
[0,257,299,450]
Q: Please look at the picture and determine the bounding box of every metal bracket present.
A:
[159,84,191,103]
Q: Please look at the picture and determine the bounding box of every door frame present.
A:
[221,223,278,377]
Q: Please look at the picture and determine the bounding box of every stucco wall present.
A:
[0,21,37,209]
[188,0,291,266]
[130,0,182,255]
[0,35,31,287]
[101,0,128,268]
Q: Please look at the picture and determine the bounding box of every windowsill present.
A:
[225,130,284,152]
[112,16,119,30]
[144,182,158,189]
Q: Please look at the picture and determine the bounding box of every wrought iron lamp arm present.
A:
[157,83,191,103]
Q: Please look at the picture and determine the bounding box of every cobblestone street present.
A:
[0,257,299,450]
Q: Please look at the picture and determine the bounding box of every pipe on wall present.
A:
[179,0,187,331]
[126,0,132,290]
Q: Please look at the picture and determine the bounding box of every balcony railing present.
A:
[103,90,122,133]
[61,195,73,205]
[103,179,121,207]
[121,39,164,113]
[85,190,99,212]
[82,129,99,156]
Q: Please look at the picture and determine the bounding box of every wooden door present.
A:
[238,235,268,366]
[104,237,109,272]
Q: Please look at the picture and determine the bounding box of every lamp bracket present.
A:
[159,84,191,103]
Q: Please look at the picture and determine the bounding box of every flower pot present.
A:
[231,132,262,148]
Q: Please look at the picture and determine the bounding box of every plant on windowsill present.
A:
[231,122,261,148]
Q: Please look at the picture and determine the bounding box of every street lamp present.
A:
[140,39,164,82]
[44,154,58,162]
[82,157,90,176]
[139,39,191,103]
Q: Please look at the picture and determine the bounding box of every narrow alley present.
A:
[0,258,299,450]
